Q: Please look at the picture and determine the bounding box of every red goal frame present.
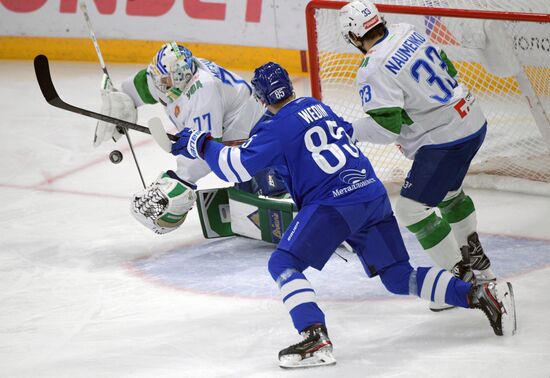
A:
[305,0,550,101]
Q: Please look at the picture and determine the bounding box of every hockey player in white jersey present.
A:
[340,1,495,309]
[93,42,265,234]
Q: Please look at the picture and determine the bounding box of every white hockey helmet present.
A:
[339,0,384,46]
[147,42,196,103]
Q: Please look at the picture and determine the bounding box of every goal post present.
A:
[306,1,550,195]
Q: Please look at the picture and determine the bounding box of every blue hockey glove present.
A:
[171,128,211,159]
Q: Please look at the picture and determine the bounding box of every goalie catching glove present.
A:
[93,88,137,147]
[131,170,197,234]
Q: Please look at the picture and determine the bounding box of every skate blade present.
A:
[279,350,336,369]
[429,302,456,312]
[499,282,517,336]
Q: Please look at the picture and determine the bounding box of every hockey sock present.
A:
[412,267,472,308]
[268,249,325,333]
[406,212,461,271]
[438,190,477,248]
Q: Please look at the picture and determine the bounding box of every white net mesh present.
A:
[309,1,550,190]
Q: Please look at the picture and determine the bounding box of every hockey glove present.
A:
[131,170,197,234]
[93,89,137,147]
[171,127,211,159]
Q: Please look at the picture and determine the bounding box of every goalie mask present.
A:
[339,0,384,50]
[147,42,196,103]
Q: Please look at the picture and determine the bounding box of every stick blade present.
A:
[34,54,61,104]
[148,117,173,153]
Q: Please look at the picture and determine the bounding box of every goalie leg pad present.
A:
[131,171,196,234]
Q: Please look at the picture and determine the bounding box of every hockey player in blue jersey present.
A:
[169,62,516,368]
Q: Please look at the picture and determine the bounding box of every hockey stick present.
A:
[79,1,147,188]
[148,117,248,152]
[34,54,178,141]
[34,55,247,149]
[79,1,113,90]
[148,117,173,153]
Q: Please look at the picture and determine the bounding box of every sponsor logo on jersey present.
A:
[332,169,376,198]
[384,31,427,75]
[332,178,376,198]
[185,79,203,99]
[339,168,367,184]
[297,104,329,124]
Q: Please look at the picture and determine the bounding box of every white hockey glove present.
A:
[131,170,197,234]
[93,89,137,147]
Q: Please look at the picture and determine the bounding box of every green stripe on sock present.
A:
[438,191,475,224]
[407,212,452,250]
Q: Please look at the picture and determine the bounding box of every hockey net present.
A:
[306,1,550,195]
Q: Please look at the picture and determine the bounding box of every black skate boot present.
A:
[469,280,517,336]
[278,324,336,368]
[454,246,475,283]
[467,232,496,280]
[430,247,474,312]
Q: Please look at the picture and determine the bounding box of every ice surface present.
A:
[0,60,549,378]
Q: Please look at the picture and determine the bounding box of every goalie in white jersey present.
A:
[93,42,265,234]
[339,1,495,304]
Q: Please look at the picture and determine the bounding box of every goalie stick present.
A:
[34,54,178,141]
[34,55,248,151]
[79,0,146,187]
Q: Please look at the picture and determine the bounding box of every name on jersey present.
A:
[384,31,427,75]
[297,104,329,124]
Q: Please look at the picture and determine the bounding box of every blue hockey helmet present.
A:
[251,62,293,105]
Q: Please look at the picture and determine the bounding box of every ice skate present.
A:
[469,281,517,336]
[430,248,474,312]
[278,324,336,369]
[467,232,496,281]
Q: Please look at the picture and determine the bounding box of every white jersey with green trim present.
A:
[121,58,264,183]
[353,23,486,159]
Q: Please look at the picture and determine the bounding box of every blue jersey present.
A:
[203,97,386,209]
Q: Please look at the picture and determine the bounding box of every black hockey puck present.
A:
[109,150,123,164]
